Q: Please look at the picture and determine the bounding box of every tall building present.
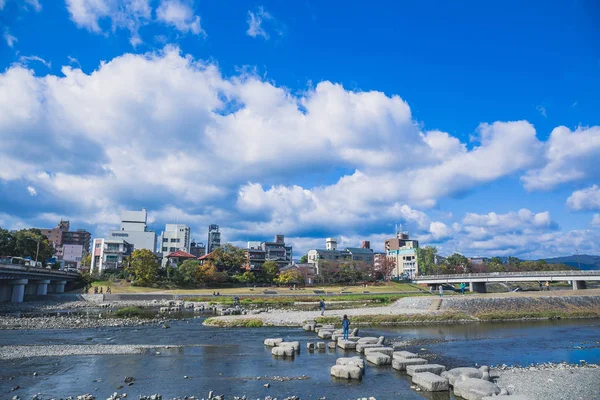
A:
[307,238,374,274]
[189,240,206,258]
[109,208,156,252]
[245,234,293,271]
[384,231,419,278]
[90,238,133,273]
[207,224,221,253]
[158,224,191,267]
[40,220,91,267]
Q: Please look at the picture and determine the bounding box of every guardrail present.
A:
[0,264,80,277]
[414,270,600,280]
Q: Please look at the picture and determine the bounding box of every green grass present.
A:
[113,306,156,319]
[314,312,474,326]
[203,317,265,328]
[475,309,600,321]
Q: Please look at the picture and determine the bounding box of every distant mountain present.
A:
[543,255,600,270]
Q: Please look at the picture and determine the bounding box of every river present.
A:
[1,318,599,399]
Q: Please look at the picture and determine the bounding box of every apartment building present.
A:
[39,220,91,264]
[207,224,221,254]
[307,238,374,274]
[90,238,133,273]
[384,231,419,278]
[109,209,156,252]
[245,234,293,271]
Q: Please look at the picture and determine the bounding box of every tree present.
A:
[445,253,470,273]
[196,262,228,285]
[11,229,54,266]
[316,260,340,284]
[299,254,308,263]
[0,227,15,256]
[275,269,304,285]
[126,249,159,286]
[378,256,397,281]
[261,261,279,284]
[80,253,91,269]
[416,246,438,275]
[210,244,247,274]
[177,259,200,286]
[238,271,256,285]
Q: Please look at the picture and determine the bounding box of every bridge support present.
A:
[10,279,28,303]
[52,280,67,294]
[470,282,487,293]
[572,280,587,290]
[31,279,51,296]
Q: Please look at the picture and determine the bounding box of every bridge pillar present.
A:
[470,282,487,293]
[10,279,28,303]
[52,280,67,294]
[572,280,587,290]
[31,279,51,296]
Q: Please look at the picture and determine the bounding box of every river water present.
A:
[1,318,599,399]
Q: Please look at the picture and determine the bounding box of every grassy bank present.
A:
[475,309,600,321]
[203,317,265,328]
[315,312,475,326]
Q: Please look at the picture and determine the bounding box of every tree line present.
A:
[0,227,55,267]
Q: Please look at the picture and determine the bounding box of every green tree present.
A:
[80,253,91,268]
[210,244,247,274]
[416,246,438,275]
[445,253,470,273]
[126,249,159,286]
[12,229,54,266]
[507,256,520,267]
[275,269,304,285]
[299,254,308,263]
[261,260,279,283]
[196,262,228,285]
[177,259,200,286]
[238,271,256,285]
[0,227,15,256]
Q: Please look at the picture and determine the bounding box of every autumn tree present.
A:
[126,249,159,286]
[275,269,304,285]
[261,260,279,284]
[210,244,247,274]
[378,256,397,281]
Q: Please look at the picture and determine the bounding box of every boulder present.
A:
[356,343,381,354]
[442,367,484,386]
[366,352,391,366]
[336,356,366,371]
[271,346,295,358]
[337,340,357,350]
[392,357,428,371]
[316,342,326,350]
[412,372,449,392]
[364,347,394,357]
[406,364,446,377]
[393,351,419,359]
[330,365,363,380]
[453,376,501,400]
[264,338,284,347]
[318,330,333,339]
[278,341,300,351]
[357,337,379,344]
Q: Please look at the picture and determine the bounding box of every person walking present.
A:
[545,281,550,291]
[320,298,326,316]
[342,315,351,340]
[460,282,466,295]
[439,285,443,297]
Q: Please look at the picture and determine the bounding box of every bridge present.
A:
[0,264,80,302]
[413,270,600,293]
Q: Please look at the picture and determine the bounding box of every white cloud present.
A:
[536,105,547,117]
[246,6,282,39]
[65,0,152,45]
[156,0,204,36]
[3,29,17,47]
[566,185,600,211]
[25,0,41,11]
[18,55,51,68]
[592,214,600,228]
[27,186,37,196]
[522,126,600,190]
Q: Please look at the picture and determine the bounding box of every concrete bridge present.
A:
[0,265,80,302]
[413,270,600,293]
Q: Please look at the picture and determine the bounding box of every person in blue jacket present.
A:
[342,314,351,340]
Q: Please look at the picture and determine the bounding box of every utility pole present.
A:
[35,240,40,265]
[575,248,581,270]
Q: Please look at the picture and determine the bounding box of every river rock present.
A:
[394,351,419,359]
[406,364,446,376]
[442,367,484,386]
[364,347,394,357]
[453,376,501,400]
[264,338,284,347]
[412,372,449,392]
[392,357,428,371]
[366,352,391,366]
[271,346,295,358]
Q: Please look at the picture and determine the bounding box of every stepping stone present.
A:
[406,364,446,377]
[482,396,532,400]
[393,350,419,359]
[278,341,300,351]
[412,372,449,392]
[364,347,394,357]
[366,352,391,366]
[271,346,295,358]
[356,343,381,353]
[357,337,378,344]
[306,342,315,351]
[337,340,357,350]
[264,338,283,347]
[330,364,363,380]
[328,341,336,349]
[453,377,501,400]
[316,342,326,350]
[442,367,484,386]
[392,357,428,371]
[336,356,365,371]
[318,330,333,339]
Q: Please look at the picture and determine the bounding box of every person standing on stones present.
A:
[342,315,350,340]
[320,298,326,316]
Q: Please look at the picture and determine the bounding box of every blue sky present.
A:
[1,0,600,258]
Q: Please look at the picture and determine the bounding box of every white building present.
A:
[90,238,133,273]
[307,238,374,274]
[158,224,191,267]
[62,244,84,269]
[109,208,156,252]
[384,232,419,279]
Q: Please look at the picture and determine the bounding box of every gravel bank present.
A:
[494,364,600,400]
[0,344,184,359]
[0,315,163,330]
[0,299,167,313]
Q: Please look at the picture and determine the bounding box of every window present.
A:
[95,243,101,248]
[170,238,180,243]
[162,247,168,251]
[170,247,176,252]
[163,237,168,242]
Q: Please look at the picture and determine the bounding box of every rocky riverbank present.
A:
[0,315,168,330]
[0,344,187,360]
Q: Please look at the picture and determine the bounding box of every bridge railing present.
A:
[414,270,600,280]
[0,264,80,277]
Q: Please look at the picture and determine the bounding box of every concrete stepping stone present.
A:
[306,342,315,351]
[264,338,283,346]
[356,343,380,353]
[328,341,336,349]
[482,396,531,400]
[278,341,300,351]
[393,350,419,359]
[316,342,326,350]
[366,352,391,366]
[364,347,394,357]
[406,363,446,376]
[337,340,357,350]
[442,367,484,386]
[330,364,363,380]
[453,377,501,400]
[336,356,365,371]
[412,372,449,392]
[317,330,333,339]
[357,337,379,344]
[392,357,428,371]
[271,346,295,358]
